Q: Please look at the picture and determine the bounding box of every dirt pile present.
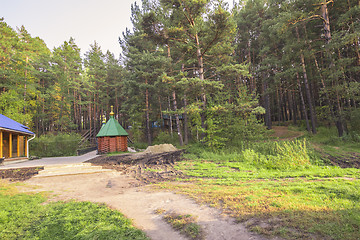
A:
[87,149,184,184]
[144,144,178,154]
[0,167,44,181]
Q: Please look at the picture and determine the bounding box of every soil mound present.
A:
[144,144,178,154]
[87,149,184,184]
[0,167,44,181]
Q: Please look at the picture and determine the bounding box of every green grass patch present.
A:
[302,126,360,154]
[106,151,131,156]
[0,180,148,240]
[161,211,204,240]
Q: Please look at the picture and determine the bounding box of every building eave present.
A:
[0,127,35,136]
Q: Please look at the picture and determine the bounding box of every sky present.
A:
[1,0,234,58]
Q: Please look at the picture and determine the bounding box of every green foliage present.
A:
[348,109,360,136]
[0,90,33,127]
[30,133,81,157]
[129,142,149,150]
[153,131,178,146]
[203,113,227,150]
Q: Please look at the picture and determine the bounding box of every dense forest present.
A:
[1,0,359,148]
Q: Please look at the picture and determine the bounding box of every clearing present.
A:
[5,150,275,240]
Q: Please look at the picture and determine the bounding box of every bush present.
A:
[30,133,81,157]
[153,131,178,146]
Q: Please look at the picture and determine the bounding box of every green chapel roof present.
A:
[96,115,128,137]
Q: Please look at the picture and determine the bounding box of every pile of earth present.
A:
[143,144,178,154]
[87,144,185,184]
[0,167,44,181]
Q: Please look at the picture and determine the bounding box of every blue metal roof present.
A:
[0,114,34,135]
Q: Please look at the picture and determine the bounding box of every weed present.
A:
[163,212,204,240]
[154,208,166,214]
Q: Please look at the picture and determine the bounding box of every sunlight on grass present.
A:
[159,141,360,240]
[0,180,148,240]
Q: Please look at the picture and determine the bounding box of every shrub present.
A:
[153,131,178,146]
[30,133,81,157]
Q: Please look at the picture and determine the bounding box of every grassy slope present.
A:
[0,181,148,240]
[156,127,360,240]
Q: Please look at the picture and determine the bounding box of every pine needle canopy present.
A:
[96,115,128,137]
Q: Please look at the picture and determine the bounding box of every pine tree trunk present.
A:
[292,91,298,125]
[172,90,184,146]
[195,33,207,139]
[283,90,289,121]
[182,64,189,144]
[263,79,272,129]
[168,96,173,137]
[145,79,151,145]
[73,90,77,131]
[158,96,163,121]
[276,88,281,124]
[167,45,184,146]
[295,26,316,134]
[89,103,92,142]
[321,0,332,43]
[183,92,189,144]
[297,72,310,132]
[319,4,347,136]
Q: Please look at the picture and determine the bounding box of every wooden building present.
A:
[0,114,35,160]
[96,107,128,154]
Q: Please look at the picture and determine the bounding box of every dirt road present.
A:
[24,170,271,240]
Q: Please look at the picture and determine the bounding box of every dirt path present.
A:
[24,171,271,240]
[270,126,304,140]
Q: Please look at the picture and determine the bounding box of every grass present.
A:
[155,137,360,240]
[302,126,360,155]
[0,180,148,240]
[106,151,131,156]
[154,209,204,240]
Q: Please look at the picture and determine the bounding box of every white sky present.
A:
[1,0,234,58]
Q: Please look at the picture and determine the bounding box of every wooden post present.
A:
[17,135,20,157]
[25,136,28,158]
[9,133,12,158]
[0,131,3,158]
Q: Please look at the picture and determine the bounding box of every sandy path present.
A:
[270,126,304,140]
[24,171,271,240]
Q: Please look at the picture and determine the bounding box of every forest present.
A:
[1,0,359,148]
